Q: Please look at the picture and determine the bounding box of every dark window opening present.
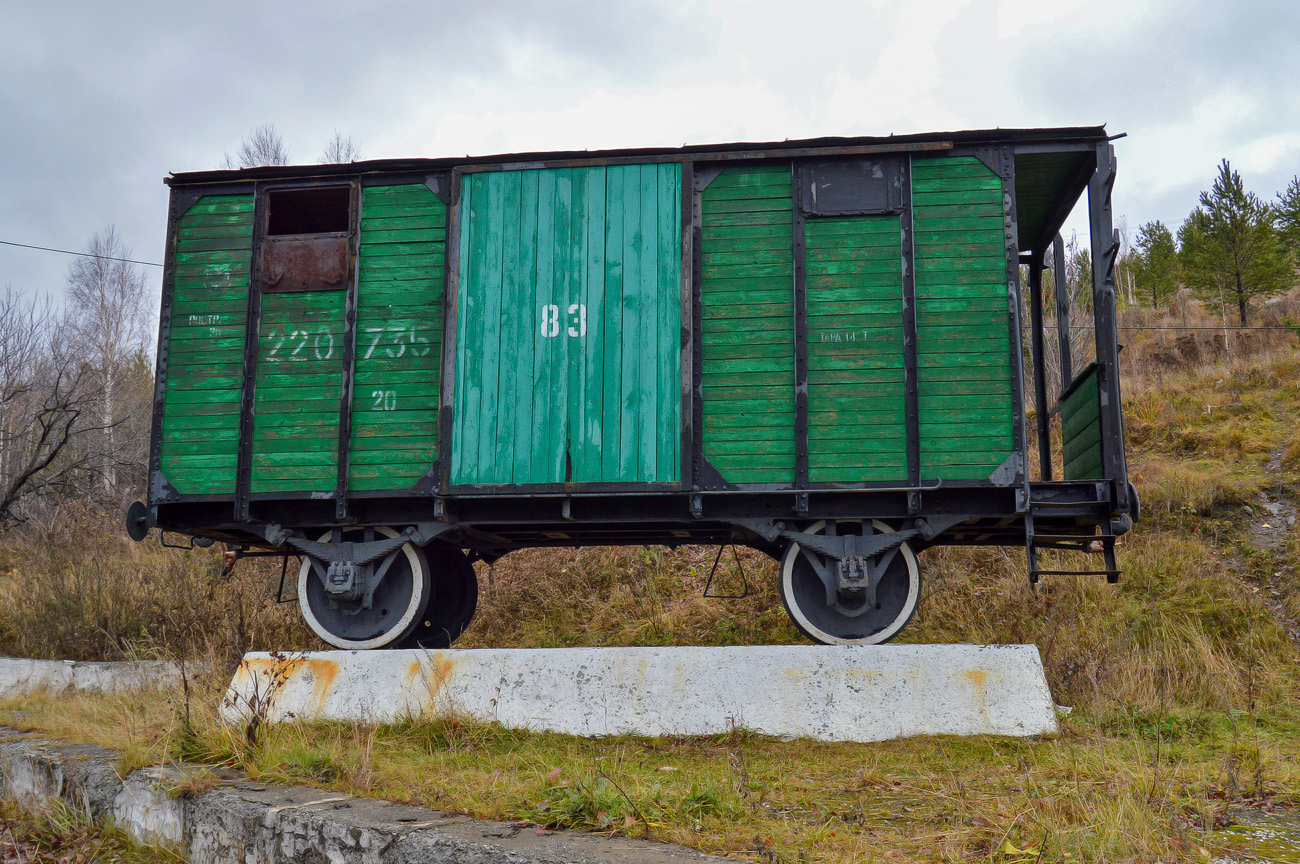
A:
[800,158,902,216]
[266,186,351,235]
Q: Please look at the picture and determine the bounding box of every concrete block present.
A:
[0,658,178,699]
[225,645,1058,742]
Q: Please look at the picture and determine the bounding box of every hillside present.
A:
[0,293,1298,862]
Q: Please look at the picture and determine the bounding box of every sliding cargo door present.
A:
[451,164,682,487]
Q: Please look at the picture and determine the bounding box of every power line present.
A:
[0,239,162,267]
[1045,325,1299,331]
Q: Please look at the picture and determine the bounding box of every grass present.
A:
[0,797,182,863]
[1,290,1299,861]
[2,682,1297,863]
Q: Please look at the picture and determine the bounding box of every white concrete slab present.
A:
[224,645,1058,742]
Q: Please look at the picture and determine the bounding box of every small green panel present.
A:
[912,156,1014,481]
[350,184,446,492]
[1061,364,1103,480]
[452,164,682,485]
[159,194,254,495]
[700,165,795,484]
[250,291,345,493]
[806,215,905,483]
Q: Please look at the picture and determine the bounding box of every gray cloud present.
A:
[0,1,705,296]
[3,0,1297,305]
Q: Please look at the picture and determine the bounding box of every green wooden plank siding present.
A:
[159,194,254,495]
[1061,364,1103,480]
[911,157,1014,481]
[452,164,681,485]
[700,166,795,484]
[350,184,446,491]
[249,291,345,493]
[805,215,905,482]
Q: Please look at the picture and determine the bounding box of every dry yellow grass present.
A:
[4,679,1297,864]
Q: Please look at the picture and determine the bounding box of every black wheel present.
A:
[399,544,478,649]
[297,527,431,650]
[779,520,920,645]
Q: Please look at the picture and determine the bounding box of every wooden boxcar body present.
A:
[130,127,1137,648]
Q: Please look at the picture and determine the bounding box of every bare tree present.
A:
[64,228,153,496]
[222,123,290,168]
[320,130,361,164]
[0,287,119,525]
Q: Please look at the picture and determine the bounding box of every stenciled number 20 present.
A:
[540,304,587,338]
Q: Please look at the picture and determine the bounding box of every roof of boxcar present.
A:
[167,125,1114,253]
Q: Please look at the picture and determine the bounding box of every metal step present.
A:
[1025,510,1120,585]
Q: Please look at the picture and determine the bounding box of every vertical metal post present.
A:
[792,162,810,490]
[994,146,1029,510]
[679,160,696,491]
[148,190,183,507]
[1053,232,1072,389]
[1028,259,1051,481]
[437,170,463,494]
[1087,143,1130,512]
[234,183,266,522]
[900,157,921,495]
[334,182,361,521]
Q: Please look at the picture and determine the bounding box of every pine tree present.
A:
[1178,160,1290,326]
[1132,220,1178,309]
[1277,175,1300,256]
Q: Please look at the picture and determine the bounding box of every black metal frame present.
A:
[900,158,921,498]
[233,182,267,521]
[145,128,1136,582]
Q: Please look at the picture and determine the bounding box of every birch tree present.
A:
[321,131,360,163]
[64,228,152,495]
[222,123,290,168]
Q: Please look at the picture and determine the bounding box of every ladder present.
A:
[1024,499,1120,584]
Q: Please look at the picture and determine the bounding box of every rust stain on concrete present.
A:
[234,655,339,712]
[419,655,457,714]
[303,658,339,709]
[962,669,990,722]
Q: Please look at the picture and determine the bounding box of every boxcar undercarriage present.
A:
[129,126,1137,649]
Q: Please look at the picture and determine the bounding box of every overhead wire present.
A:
[1045,325,1300,331]
[0,238,162,267]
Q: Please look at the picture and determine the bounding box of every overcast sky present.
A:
[3,0,1298,306]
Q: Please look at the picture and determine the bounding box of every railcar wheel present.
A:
[297,527,431,650]
[779,520,920,646]
[399,544,478,649]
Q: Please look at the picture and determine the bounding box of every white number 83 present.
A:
[540,304,586,338]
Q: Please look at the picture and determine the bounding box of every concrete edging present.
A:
[0,729,727,864]
[0,658,180,699]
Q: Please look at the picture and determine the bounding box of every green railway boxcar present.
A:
[128,127,1138,649]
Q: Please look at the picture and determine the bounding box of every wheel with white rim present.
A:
[779,519,920,646]
[297,527,431,650]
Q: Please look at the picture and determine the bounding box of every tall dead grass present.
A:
[0,503,312,665]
